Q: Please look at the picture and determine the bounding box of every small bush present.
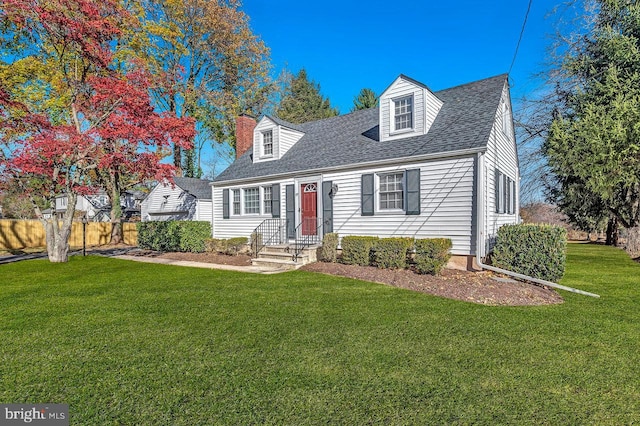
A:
[205,238,225,253]
[341,236,379,266]
[226,237,249,255]
[414,238,452,275]
[492,224,566,282]
[137,221,210,253]
[320,233,339,262]
[373,238,414,269]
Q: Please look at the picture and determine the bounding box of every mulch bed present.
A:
[126,249,562,306]
[301,262,564,306]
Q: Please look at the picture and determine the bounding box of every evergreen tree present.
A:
[351,88,378,111]
[276,69,338,123]
[543,0,640,245]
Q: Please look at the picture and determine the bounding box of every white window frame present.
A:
[392,95,413,133]
[262,130,273,157]
[377,171,405,213]
[263,185,272,215]
[231,189,241,216]
[243,187,260,215]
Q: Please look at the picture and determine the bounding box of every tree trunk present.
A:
[43,192,77,262]
[108,175,123,245]
[606,216,619,246]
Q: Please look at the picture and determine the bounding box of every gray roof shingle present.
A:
[174,177,213,200]
[214,74,507,183]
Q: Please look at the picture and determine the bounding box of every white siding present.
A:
[279,127,304,157]
[325,156,476,255]
[379,76,443,142]
[482,82,519,255]
[212,178,292,239]
[252,117,304,163]
[141,183,196,221]
[195,200,213,224]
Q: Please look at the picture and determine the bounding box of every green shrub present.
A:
[226,237,249,255]
[137,221,211,253]
[341,236,379,266]
[205,238,225,253]
[320,233,339,262]
[373,237,414,269]
[414,238,452,275]
[492,224,567,282]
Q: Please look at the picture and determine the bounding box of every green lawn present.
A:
[1,244,639,424]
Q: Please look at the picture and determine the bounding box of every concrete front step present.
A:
[251,257,302,270]
[258,250,309,263]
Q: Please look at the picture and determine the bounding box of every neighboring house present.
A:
[51,190,144,221]
[141,177,213,221]
[211,74,519,264]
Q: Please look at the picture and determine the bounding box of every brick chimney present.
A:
[236,114,256,159]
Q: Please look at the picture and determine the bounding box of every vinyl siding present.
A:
[324,156,475,255]
[379,76,443,142]
[482,82,519,255]
[141,183,196,221]
[252,118,304,162]
[279,127,304,157]
[212,178,291,239]
[195,200,213,224]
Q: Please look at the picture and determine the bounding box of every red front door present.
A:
[301,183,318,235]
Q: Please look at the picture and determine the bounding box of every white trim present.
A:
[214,147,486,186]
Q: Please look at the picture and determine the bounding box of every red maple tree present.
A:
[0,0,195,261]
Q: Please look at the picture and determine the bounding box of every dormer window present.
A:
[394,96,413,131]
[262,130,273,156]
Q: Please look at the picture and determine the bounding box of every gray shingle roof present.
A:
[214,74,507,183]
[174,177,213,200]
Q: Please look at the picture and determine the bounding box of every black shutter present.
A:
[511,178,517,214]
[271,183,280,218]
[494,169,500,214]
[322,181,333,234]
[222,189,229,219]
[285,184,295,239]
[506,177,512,214]
[361,174,374,216]
[405,169,420,215]
[502,173,507,214]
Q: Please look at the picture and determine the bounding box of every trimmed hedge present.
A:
[341,236,379,266]
[414,238,452,275]
[205,237,248,255]
[492,224,566,282]
[137,221,211,253]
[373,238,414,269]
[320,233,339,263]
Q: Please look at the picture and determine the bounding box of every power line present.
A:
[509,0,533,75]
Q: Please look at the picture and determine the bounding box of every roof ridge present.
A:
[435,73,508,94]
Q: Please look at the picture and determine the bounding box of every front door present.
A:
[300,183,318,235]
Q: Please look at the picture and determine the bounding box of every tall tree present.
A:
[351,88,377,111]
[275,69,339,124]
[133,0,274,176]
[0,0,194,261]
[542,0,640,245]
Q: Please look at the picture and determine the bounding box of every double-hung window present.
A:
[262,130,273,156]
[244,188,260,214]
[394,96,413,131]
[379,172,404,210]
[232,189,241,215]
[263,186,272,215]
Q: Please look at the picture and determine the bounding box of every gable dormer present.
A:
[379,74,443,142]
[252,116,305,163]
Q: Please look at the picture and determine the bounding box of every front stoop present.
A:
[252,244,319,270]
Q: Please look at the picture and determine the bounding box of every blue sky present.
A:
[208,0,569,193]
[241,0,562,113]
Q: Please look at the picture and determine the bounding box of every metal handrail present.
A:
[251,218,288,256]
[292,217,325,261]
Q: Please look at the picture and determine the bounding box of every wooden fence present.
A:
[0,220,138,250]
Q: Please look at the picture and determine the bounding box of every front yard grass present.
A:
[1,243,639,424]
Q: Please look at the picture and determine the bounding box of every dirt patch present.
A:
[128,250,252,266]
[301,262,563,306]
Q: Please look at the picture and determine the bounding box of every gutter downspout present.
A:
[474,152,599,298]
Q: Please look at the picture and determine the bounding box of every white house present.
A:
[50,190,144,221]
[141,177,213,221]
[211,74,519,266]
